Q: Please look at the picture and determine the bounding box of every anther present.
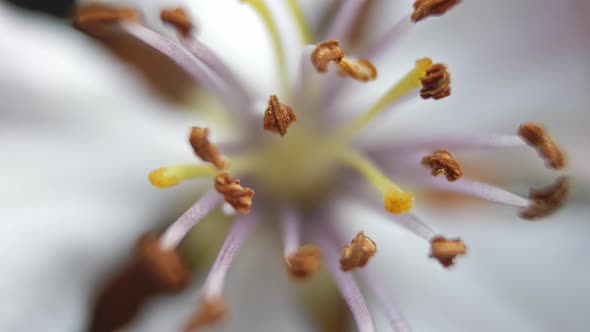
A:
[263,95,297,136]
[340,231,377,271]
[73,4,139,29]
[520,177,570,220]
[411,0,462,23]
[286,244,322,279]
[421,150,463,181]
[137,232,191,292]
[311,39,345,72]
[160,8,193,36]
[189,127,226,170]
[184,297,226,332]
[337,58,378,82]
[214,173,255,214]
[518,123,565,170]
[429,236,466,268]
[420,63,451,100]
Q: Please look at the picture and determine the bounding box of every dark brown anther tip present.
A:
[421,150,463,181]
[420,63,451,100]
[286,244,323,279]
[520,176,570,220]
[518,123,566,170]
[214,173,255,214]
[412,0,462,23]
[263,95,297,136]
[73,4,139,31]
[161,8,193,36]
[189,127,226,170]
[429,236,466,268]
[340,231,377,271]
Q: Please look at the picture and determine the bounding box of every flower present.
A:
[2,0,588,332]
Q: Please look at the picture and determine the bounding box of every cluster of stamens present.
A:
[74,1,572,332]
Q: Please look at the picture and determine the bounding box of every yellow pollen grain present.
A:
[337,57,433,139]
[148,164,217,188]
[339,149,414,214]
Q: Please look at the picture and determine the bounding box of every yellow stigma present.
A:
[338,57,433,139]
[148,164,217,188]
[339,149,414,214]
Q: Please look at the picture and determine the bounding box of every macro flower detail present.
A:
[71,1,573,331]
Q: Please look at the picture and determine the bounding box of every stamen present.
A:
[315,230,376,332]
[263,95,297,136]
[419,63,451,100]
[201,214,258,298]
[411,0,462,22]
[311,40,376,82]
[185,215,257,330]
[286,0,313,43]
[159,190,223,250]
[149,164,217,188]
[73,4,138,29]
[429,236,466,268]
[322,0,370,43]
[340,231,377,271]
[214,173,255,214]
[340,150,414,214]
[520,177,570,220]
[286,244,323,279]
[160,7,193,36]
[138,232,191,292]
[518,123,566,170]
[338,58,433,137]
[311,40,346,73]
[242,0,289,92]
[361,266,412,332]
[421,150,463,182]
[184,298,226,332]
[189,127,226,170]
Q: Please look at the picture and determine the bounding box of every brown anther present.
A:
[160,8,193,36]
[137,233,191,292]
[311,39,345,72]
[214,173,255,214]
[421,150,463,182]
[429,236,466,268]
[340,231,377,271]
[520,177,570,220]
[73,4,139,30]
[337,58,378,82]
[286,244,323,279]
[189,127,226,170]
[184,297,226,332]
[518,123,566,170]
[263,95,297,136]
[420,63,451,100]
[411,0,462,22]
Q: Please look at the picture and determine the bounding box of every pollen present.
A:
[263,95,297,136]
[73,4,139,29]
[137,232,191,292]
[184,297,226,332]
[520,177,570,220]
[420,63,451,100]
[429,236,466,268]
[384,189,414,214]
[160,8,193,36]
[411,0,462,23]
[214,173,255,214]
[286,244,323,279]
[340,231,377,271]
[518,123,565,170]
[310,39,345,72]
[189,127,226,170]
[421,150,463,181]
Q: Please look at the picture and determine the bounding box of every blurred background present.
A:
[0,0,589,331]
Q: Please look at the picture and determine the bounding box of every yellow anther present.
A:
[339,149,414,214]
[337,57,433,139]
[148,164,217,188]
